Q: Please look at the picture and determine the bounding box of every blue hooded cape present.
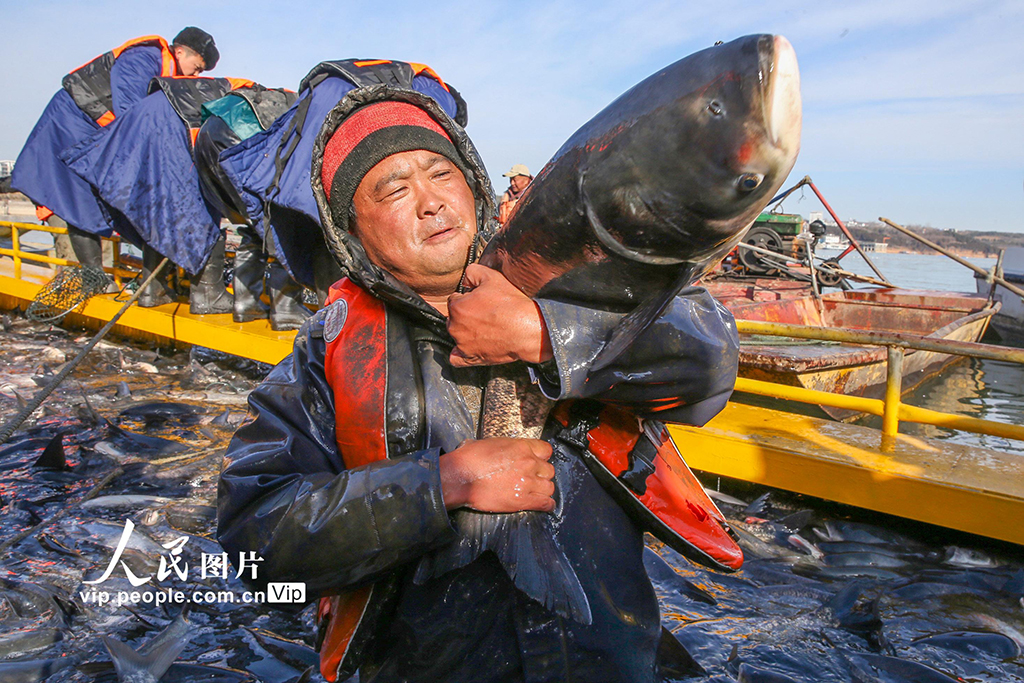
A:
[11,45,164,235]
[218,74,457,287]
[61,90,222,274]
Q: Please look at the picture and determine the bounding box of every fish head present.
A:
[580,34,802,272]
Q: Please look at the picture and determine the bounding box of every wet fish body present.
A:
[81,495,175,510]
[737,663,802,683]
[0,627,62,659]
[0,655,79,682]
[912,630,1021,660]
[435,35,801,623]
[844,652,964,682]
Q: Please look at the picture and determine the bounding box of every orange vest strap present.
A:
[317,278,390,681]
[96,110,115,127]
[318,586,374,682]
[407,62,449,92]
[110,35,177,77]
[35,206,54,222]
[110,35,167,58]
[323,278,389,468]
[226,78,255,90]
[348,59,450,93]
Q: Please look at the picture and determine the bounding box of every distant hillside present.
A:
[826,221,1024,258]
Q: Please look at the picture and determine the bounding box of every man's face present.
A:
[510,175,531,193]
[174,46,206,76]
[351,149,477,298]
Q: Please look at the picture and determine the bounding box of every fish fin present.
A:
[590,273,693,373]
[657,626,706,678]
[286,667,316,683]
[415,511,592,624]
[12,389,27,412]
[34,433,66,470]
[79,389,102,425]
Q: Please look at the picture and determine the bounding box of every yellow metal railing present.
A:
[0,220,138,285]
[734,318,1024,446]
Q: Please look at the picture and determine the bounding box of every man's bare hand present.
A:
[439,437,556,513]
[447,264,554,367]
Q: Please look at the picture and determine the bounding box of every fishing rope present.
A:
[0,257,171,446]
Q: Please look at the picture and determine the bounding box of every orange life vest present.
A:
[317,278,389,683]
[147,76,256,147]
[314,277,742,681]
[62,36,177,127]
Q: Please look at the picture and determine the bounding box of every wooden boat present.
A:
[1,220,1023,547]
[706,284,997,421]
[975,246,1024,346]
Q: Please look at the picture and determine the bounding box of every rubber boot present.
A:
[232,226,268,322]
[189,234,232,315]
[67,225,103,269]
[267,259,311,331]
[137,245,176,308]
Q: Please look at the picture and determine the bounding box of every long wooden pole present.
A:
[880,217,1024,300]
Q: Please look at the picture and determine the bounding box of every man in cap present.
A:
[12,28,219,271]
[217,89,738,682]
[498,163,533,223]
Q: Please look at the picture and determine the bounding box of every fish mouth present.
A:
[761,35,802,153]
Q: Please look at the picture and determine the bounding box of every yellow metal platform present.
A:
[669,402,1024,545]
[1,240,1022,547]
[0,259,295,365]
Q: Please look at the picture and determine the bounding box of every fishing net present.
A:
[26,265,111,323]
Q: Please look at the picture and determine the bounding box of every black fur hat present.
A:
[172,27,219,70]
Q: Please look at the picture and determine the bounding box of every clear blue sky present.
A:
[2,1,1021,232]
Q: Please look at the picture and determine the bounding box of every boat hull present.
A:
[715,288,995,420]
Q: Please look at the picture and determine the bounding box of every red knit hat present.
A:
[320,101,464,229]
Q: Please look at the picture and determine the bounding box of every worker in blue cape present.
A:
[61,74,287,313]
[214,60,467,307]
[195,89,313,329]
[11,28,219,271]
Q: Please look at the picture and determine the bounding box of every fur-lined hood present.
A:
[310,86,498,329]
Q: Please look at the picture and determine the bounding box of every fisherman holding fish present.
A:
[219,34,801,683]
[11,28,219,271]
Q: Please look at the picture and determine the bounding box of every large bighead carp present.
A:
[421,35,801,625]
[483,34,801,311]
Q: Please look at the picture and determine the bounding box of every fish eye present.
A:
[738,173,763,192]
[707,100,723,116]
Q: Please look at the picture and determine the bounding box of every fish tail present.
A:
[414,510,592,625]
[102,633,185,683]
